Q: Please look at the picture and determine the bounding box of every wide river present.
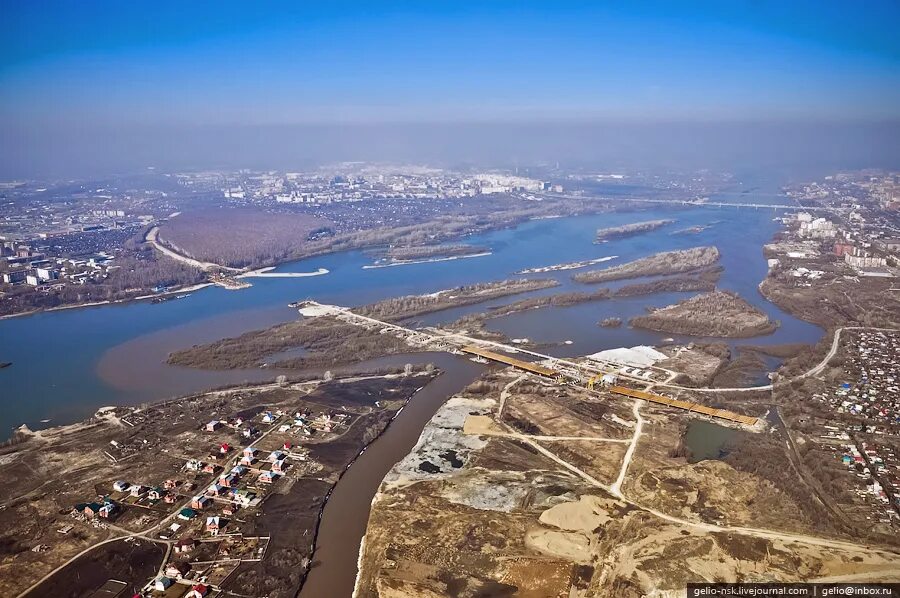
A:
[0,190,821,439]
[3,181,828,597]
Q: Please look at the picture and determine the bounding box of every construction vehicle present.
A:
[586,373,617,390]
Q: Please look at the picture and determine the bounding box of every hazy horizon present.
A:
[2,120,900,180]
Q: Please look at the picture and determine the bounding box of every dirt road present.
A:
[145,225,241,272]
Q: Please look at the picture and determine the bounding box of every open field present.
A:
[356,368,900,597]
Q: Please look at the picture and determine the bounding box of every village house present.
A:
[206,483,228,497]
[153,576,173,592]
[174,536,196,553]
[98,501,117,518]
[165,562,190,579]
[190,494,210,509]
[186,584,210,598]
[218,473,238,487]
[148,486,166,501]
[112,480,130,493]
[206,420,222,432]
[206,516,223,535]
[178,507,199,521]
[76,499,118,519]
[272,459,288,473]
[233,489,256,507]
[240,447,259,466]
[258,470,278,484]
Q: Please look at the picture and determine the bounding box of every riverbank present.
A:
[298,354,483,597]
[4,367,438,598]
[361,251,492,269]
[167,278,559,371]
[0,281,214,321]
[237,266,330,278]
[516,255,617,274]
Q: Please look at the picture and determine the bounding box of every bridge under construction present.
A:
[534,192,839,213]
[461,345,758,427]
[295,301,762,428]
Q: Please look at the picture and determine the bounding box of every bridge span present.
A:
[536,192,838,212]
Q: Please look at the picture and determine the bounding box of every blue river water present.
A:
[0,193,821,439]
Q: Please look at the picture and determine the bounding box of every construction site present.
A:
[459,345,759,427]
[355,360,900,598]
[296,300,762,430]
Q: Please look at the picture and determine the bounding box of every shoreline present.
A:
[0,202,638,320]
[361,251,492,269]
[516,255,618,274]
[0,282,215,321]
[237,266,330,278]
[296,385,421,596]
[0,268,329,321]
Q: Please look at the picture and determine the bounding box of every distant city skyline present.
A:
[1,1,899,177]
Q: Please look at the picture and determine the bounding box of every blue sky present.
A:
[2,1,899,126]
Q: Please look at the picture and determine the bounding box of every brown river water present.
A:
[298,353,483,597]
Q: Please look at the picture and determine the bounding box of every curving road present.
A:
[679,325,899,393]
[501,398,898,556]
[145,225,241,272]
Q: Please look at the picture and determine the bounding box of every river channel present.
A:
[297,352,482,597]
[0,183,826,597]
[0,196,820,438]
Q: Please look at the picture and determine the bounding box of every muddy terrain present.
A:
[2,370,435,598]
[356,368,900,597]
